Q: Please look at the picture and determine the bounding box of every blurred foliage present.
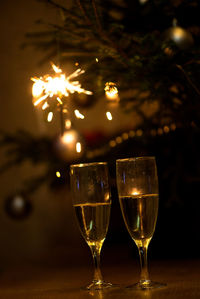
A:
[22,0,200,127]
[2,0,200,208]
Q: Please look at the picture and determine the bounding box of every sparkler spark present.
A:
[106,111,113,120]
[74,109,85,119]
[31,63,93,107]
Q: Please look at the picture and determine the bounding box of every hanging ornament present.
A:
[165,19,194,50]
[139,0,148,5]
[4,194,32,220]
[54,129,84,162]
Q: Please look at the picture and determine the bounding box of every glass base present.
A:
[85,280,114,291]
[127,279,166,290]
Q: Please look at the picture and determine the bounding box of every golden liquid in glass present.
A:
[119,194,158,246]
[74,202,111,247]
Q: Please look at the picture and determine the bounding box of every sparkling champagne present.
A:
[73,202,111,247]
[119,194,158,245]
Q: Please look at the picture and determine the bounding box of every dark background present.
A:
[0,0,200,273]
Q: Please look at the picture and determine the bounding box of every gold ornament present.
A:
[165,25,194,50]
[54,129,84,162]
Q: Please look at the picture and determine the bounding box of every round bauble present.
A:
[54,129,84,162]
[165,26,194,50]
[4,194,32,220]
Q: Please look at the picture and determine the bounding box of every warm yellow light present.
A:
[163,126,170,133]
[47,112,53,122]
[131,188,141,196]
[105,82,119,100]
[139,0,148,4]
[32,80,44,98]
[63,108,68,113]
[170,123,176,131]
[129,130,135,137]
[76,142,82,153]
[157,128,163,135]
[51,63,62,73]
[172,27,186,43]
[74,109,85,119]
[65,119,72,129]
[33,94,49,106]
[56,171,61,178]
[109,140,116,147]
[106,111,112,120]
[136,129,143,136]
[31,63,92,107]
[122,132,129,140]
[116,136,122,144]
[42,102,49,110]
[56,97,63,104]
[96,58,99,62]
[61,132,75,144]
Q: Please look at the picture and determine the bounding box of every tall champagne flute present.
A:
[116,157,165,289]
[70,162,113,290]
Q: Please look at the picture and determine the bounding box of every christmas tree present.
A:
[24,0,200,128]
[1,1,200,257]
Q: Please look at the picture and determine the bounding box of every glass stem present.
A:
[90,244,103,283]
[138,241,150,283]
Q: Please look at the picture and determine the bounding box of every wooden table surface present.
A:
[0,259,200,298]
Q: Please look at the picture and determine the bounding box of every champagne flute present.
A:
[70,162,113,290]
[116,156,165,289]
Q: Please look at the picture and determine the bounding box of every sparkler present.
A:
[31,63,93,108]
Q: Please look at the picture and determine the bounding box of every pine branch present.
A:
[90,0,129,67]
[76,0,92,26]
[91,0,102,32]
[40,0,67,13]
[176,64,200,97]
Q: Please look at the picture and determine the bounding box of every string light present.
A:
[84,123,179,159]
[109,140,116,147]
[163,126,170,133]
[122,132,129,140]
[129,130,135,137]
[136,129,143,136]
[116,136,122,144]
